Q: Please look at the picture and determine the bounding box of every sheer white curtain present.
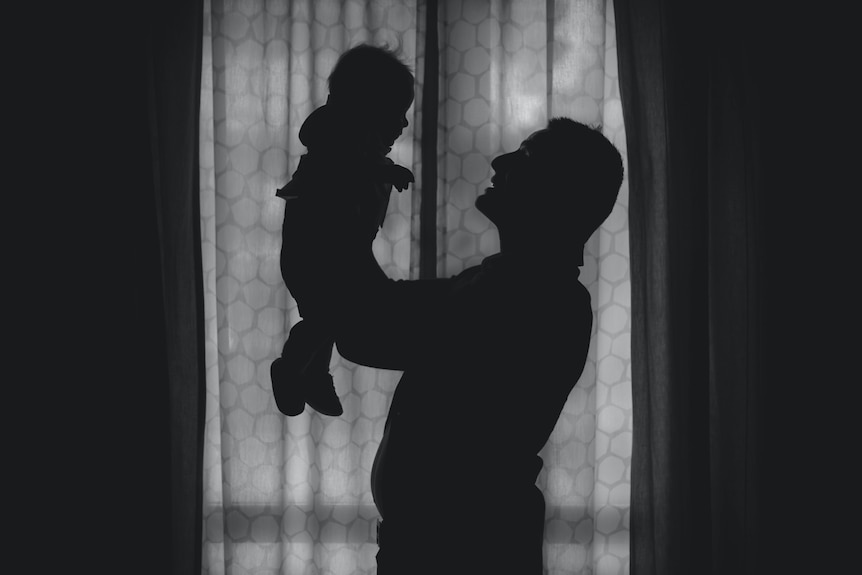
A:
[199,1,631,574]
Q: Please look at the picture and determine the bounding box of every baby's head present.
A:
[327,44,415,150]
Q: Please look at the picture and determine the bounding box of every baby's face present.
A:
[370,90,414,151]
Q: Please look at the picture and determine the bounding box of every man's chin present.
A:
[476,191,500,223]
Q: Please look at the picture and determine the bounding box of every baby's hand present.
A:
[383,164,415,192]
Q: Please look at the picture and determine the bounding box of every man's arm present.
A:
[334,273,454,371]
[334,245,489,371]
[309,192,480,370]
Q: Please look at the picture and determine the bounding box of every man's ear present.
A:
[532,161,565,188]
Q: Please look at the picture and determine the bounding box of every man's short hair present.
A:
[327,43,414,110]
[533,117,624,242]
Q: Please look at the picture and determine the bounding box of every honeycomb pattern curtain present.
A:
[199,1,632,573]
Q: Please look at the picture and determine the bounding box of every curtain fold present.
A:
[615,1,763,573]
[418,0,440,279]
[144,1,208,573]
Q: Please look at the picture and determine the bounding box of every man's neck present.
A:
[497,231,536,260]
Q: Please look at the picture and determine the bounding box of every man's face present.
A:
[476,128,550,225]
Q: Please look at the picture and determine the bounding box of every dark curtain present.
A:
[26,0,205,569]
[419,0,440,279]
[144,1,206,573]
[615,1,767,573]
[114,1,206,573]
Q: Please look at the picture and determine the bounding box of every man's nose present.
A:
[491,151,517,172]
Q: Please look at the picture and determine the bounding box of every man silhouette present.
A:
[334,117,624,574]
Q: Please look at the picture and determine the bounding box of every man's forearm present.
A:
[334,276,452,370]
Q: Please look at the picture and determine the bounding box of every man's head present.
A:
[327,44,415,150]
[476,118,624,251]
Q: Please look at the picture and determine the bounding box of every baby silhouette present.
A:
[271,44,415,416]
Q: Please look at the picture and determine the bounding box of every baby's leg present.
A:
[301,330,343,416]
[305,332,335,374]
[272,317,343,416]
[271,320,319,415]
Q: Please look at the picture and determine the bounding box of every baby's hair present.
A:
[327,43,414,109]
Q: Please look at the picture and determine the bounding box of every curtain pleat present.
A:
[142,0,207,573]
[419,0,440,279]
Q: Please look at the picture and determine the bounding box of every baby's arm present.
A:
[367,158,414,192]
[382,163,414,192]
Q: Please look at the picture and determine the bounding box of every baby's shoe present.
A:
[270,356,307,416]
[271,322,314,416]
[305,372,344,416]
